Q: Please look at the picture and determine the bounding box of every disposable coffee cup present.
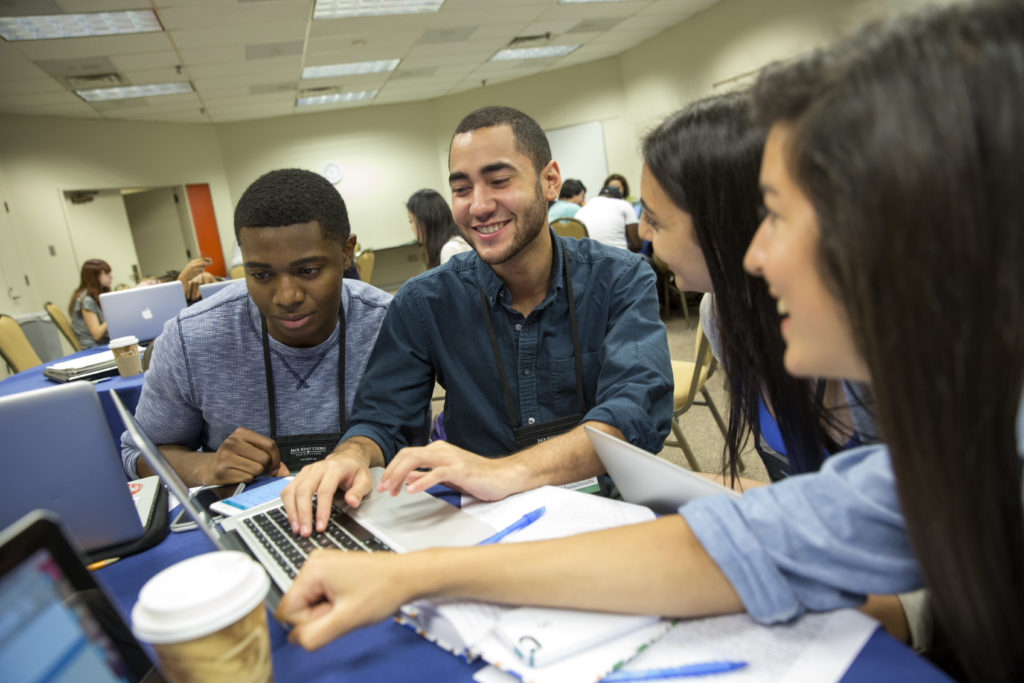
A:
[109,335,143,377]
[132,551,273,683]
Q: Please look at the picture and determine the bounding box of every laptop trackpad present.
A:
[348,468,496,552]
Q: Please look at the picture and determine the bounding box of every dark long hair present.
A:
[643,93,835,480]
[752,3,1024,678]
[407,189,461,269]
[68,258,111,314]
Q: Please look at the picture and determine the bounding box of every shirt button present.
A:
[523,369,530,376]
[528,417,536,425]
[515,323,522,331]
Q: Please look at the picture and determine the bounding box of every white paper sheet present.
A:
[460,485,655,543]
[616,609,878,683]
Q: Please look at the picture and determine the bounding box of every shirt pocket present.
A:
[547,351,600,416]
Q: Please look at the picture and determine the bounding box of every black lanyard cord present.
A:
[478,244,585,428]
[261,299,346,439]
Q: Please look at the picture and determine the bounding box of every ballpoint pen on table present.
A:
[476,506,546,545]
[602,660,748,681]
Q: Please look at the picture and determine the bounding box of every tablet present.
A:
[586,426,739,515]
[0,510,156,681]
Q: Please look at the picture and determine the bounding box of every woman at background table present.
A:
[68,258,111,349]
[407,188,471,269]
[279,3,1024,678]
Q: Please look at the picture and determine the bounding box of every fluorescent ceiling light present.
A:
[297,90,378,107]
[314,0,444,19]
[303,59,400,79]
[0,10,161,41]
[76,82,194,102]
[490,45,579,62]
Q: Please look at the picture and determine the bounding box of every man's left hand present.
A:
[378,441,521,502]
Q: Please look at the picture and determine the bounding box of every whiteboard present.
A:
[545,120,608,202]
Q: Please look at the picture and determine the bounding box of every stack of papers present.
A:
[398,486,669,682]
[43,350,117,382]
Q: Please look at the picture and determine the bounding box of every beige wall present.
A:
[0,0,948,322]
[0,114,231,316]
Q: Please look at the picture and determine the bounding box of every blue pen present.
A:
[602,660,747,682]
[477,506,546,545]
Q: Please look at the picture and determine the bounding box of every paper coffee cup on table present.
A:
[132,551,273,683]
[109,335,143,377]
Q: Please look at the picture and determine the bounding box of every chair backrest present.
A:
[356,249,375,284]
[550,217,588,239]
[0,314,43,373]
[45,301,82,352]
[676,323,717,413]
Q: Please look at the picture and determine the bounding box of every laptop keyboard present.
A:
[242,504,393,580]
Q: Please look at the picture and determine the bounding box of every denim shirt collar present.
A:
[473,228,565,314]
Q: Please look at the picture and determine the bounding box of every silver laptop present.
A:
[0,382,144,553]
[110,390,495,603]
[198,279,236,299]
[586,426,740,515]
[100,280,187,342]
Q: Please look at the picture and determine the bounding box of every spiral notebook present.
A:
[396,486,672,682]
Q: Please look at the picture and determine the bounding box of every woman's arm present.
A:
[81,309,107,342]
[277,515,744,650]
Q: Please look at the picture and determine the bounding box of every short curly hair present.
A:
[234,168,350,244]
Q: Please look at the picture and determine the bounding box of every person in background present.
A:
[547,178,586,223]
[602,173,635,203]
[138,257,218,303]
[575,185,641,251]
[275,4,1024,679]
[407,189,471,269]
[68,258,112,349]
[121,168,393,486]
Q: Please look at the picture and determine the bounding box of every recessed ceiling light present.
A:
[302,59,400,79]
[490,45,579,62]
[0,10,161,41]
[76,82,194,103]
[297,90,378,107]
[313,0,444,19]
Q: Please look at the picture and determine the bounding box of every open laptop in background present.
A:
[0,510,157,682]
[100,280,187,343]
[0,382,147,556]
[110,389,496,604]
[198,279,236,299]
[586,426,740,515]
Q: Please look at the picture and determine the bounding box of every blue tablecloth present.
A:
[94,484,951,682]
[0,347,145,442]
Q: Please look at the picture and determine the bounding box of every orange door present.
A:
[185,184,226,277]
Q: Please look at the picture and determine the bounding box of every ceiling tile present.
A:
[14,32,175,60]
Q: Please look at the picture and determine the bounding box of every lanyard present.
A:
[477,245,586,429]
[261,300,346,439]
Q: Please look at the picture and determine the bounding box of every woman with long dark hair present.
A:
[68,258,112,349]
[279,4,1024,677]
[640,92,868,485]
[407,189,470,269]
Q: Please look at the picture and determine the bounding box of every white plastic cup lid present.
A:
[109,335,139,348]
[131,551,270,644]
